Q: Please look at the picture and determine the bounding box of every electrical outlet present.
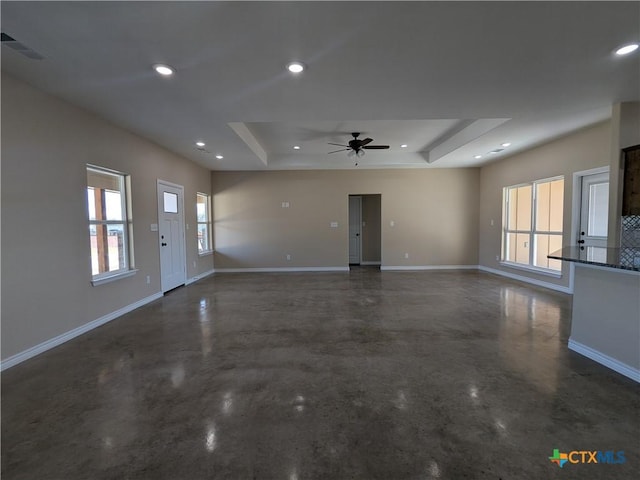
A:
[491,219,494,226]
[146,275,150,284]
[390,220,395,227]
[193,261,196,268]
[286,254,291,260]
[404,253,409,259]
[496,255,500,261]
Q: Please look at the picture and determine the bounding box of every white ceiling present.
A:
[1,1,638,170]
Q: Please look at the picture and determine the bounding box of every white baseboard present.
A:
[568,338,640,383]
[478,266,572,294]
[381,265,479,271]
[213,266,350,273]
[360,261,381,266]
[186,268,215,285]
[1,292,163,371]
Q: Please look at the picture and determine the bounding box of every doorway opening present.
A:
[348,194,381,268]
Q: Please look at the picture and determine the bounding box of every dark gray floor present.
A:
[2,269,639,479]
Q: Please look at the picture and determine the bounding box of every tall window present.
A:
[503,177,564,272]
[197,193,212,254]
[87,166,133,280]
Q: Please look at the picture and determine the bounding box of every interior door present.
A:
[579,172,609,253]
[157,181,186,292]
[349,195,362,265]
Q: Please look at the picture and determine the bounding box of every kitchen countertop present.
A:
[548,246,640,272]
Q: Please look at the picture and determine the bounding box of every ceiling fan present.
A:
[328,132,390,158]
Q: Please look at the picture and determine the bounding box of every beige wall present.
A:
[479,121,611,288]
[212,169,480,269]
[361,194,381,263]
[1,73,213,360]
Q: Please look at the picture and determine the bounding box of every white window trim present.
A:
[197,192,213,255]
[91,269,139,286]
[502,175,564,275]
[87,165,136,284]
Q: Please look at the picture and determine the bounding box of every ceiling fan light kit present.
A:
[327,132,389,163]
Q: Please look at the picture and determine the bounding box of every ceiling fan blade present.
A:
[328,148,350,154]
[327,142,348,147]
[363,145,390,150]
[360,138,373,146]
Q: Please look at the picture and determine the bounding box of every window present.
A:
[87,166,134,282]
[197,192,212,254]
[503,177,564,272]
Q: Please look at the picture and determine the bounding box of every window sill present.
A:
[499,262,562,278]
[91,269,138,286]
[198,250,214,257]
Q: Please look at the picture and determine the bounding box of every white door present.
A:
[157,181,186,293]
[349,196,362,264]
[579,172,609,251]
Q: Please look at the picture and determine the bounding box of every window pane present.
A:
[89,223,127,275]
[197,194,208,222]
[198,224,209,253]
[508,188,518,230]
[164,192,178,213]
[536,182,550,231]
[588,182,608,237]
[515,233,530,264]
[549,179,564,232]
[516,186,532,231]
[534,234,562,270]
[88,169,124,221]
[506,232,530,265]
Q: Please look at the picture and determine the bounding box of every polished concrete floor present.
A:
[2,269,639,479]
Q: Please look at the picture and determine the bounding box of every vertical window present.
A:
[87,166,134,281]
[197,193,212,254]
[503,177,563,272]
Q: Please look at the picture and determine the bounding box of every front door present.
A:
[157,180,186,293]
[579,172,609,250]
[349,195,362,265]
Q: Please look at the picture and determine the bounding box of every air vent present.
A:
[1,32,44,60]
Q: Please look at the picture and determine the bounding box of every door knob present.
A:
[162,242,167,246]
[577,240,585,244]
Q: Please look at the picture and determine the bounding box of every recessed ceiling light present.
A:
[153,64,174,76]
[489,150,501,154]
[400,144,408,148]
[215,154,224,160]
[293,145,301,150]
[287,62,305,73]
[615,43,639,56]
[501,142,511,147]
[196,141,205,147]
[474,155,483,159]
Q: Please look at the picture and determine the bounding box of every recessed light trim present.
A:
[287,62,305,73]
[196,141,205,147]
[215,155,224,160]
[501,142,511,147]
[400,144,408,148]
[474,155,483,159]
[153,64,174,76]
[293,145,301,150]
[615,43,639,56]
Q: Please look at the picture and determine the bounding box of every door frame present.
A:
[570,166,609,291]
[157,179,187,293]
[348,195,362,265]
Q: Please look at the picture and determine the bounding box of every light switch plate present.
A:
[150,224,158,232]
[330,222,338,228]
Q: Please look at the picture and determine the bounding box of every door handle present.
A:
[577,240,585,244]
[161,242,167,246]
[356,233,360,237]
